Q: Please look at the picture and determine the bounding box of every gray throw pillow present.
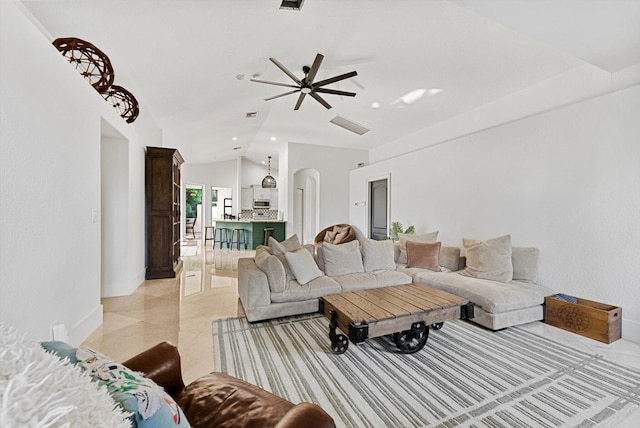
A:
[254,246,286,292]
[461,234,513,282]
[512,247,539,282]
[361,238,395,272]
[322,240,364,277]
[285,248,324,284]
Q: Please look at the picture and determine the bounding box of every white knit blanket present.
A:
[0,323,131,428]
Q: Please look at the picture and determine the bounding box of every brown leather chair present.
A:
[123,342,336,428]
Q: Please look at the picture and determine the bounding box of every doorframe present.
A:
[366,173,391,239]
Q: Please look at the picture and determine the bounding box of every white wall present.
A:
[0,2,147,343]
[288,143,368,238]
[350,85,640,343]
[241,157,279,189]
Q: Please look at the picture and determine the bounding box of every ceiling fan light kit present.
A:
[251,53,358,110]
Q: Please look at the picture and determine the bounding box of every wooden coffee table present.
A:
[320,283,473,354]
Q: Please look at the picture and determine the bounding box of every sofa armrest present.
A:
[122,341,185,397]
[238,257,273,322]
[275,402,336,428]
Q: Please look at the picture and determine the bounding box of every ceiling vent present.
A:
[329,115,370,135]
[280,0,304,11]
[246,112,257,118]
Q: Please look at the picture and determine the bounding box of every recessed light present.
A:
[371,102,380,109]
[270,136,276,141]
[232,137,238,141]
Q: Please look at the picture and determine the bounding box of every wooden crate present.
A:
[544,295,621,343]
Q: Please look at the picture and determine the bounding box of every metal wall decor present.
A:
[52,37,114,93]
[102,85,140,124]
[52,37,139,123]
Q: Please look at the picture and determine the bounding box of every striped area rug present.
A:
[212,315,640,427]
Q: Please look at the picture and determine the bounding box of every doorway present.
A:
[293,168,320,245]
[369,178,389,240]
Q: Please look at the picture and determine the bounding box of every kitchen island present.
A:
[213,220,285,249]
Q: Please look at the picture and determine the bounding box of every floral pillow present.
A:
[41,342,190,428]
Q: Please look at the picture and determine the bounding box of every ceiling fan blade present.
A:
[250,78,299,88]
[310,92,332,109]
[306,53,324,83]
[293,93,306,110]
[314,71,358,88]
[264,89,300,101]
[314,88,357,97]
[269,57,302,85]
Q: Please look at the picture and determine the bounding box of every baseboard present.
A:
[622,317,640,344]
[131,268,146,291]
[69,304,103,346]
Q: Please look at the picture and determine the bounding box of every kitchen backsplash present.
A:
[240,209,279,220]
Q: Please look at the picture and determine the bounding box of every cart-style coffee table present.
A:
[320,283,473,354]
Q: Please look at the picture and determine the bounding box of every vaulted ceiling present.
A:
[21,0,640,168]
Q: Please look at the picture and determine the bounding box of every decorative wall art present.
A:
[52,37,139,123]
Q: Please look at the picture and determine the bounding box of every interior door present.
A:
[369,179,388,240]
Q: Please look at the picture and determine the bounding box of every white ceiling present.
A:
[21,0,640,168]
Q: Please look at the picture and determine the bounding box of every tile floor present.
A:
[83,237,640,394]
[82,237,254,384]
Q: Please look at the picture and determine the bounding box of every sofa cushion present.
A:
[268,235,303,281]
[512,247,539,282]
[461,234,513,282]
[271,275,342,303]
[413,271,553,313]
[406,241,442,271]
[254,246,286,293]
[334,270,412,292]
[397,231,439,264]
[176,372,295,428]
[361,238,395,272]
[322,240,364,276]
[285,248,324,284]
[439,246,462,271]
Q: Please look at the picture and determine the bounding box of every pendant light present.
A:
[261,156,277,189]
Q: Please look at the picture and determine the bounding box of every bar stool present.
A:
[262,227,275,246]
[213,228,229,249]
[204,226,215,242]
[230,228,247,250]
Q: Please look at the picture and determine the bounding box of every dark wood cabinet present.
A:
[145,146,184,279]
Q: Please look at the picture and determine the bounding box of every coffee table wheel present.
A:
[431,322,444,330]
[331,334,349,354]
[393,321,429,354]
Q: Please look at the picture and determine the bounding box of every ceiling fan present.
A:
[250,53,357,110]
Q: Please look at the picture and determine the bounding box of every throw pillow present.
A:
[285,248,324,284]
[512,247,539,282]
[322,240,364,276]
[461,234,513,282]
[1,326,130,428]
[406,241,442,271]
[268,235,302,280]
[254,246,286,293]
[361,238,395,272]
[41,342,190,428]
[397,231,439,264]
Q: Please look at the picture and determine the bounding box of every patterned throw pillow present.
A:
[41,342,190,428]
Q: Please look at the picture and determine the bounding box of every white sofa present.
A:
[237,235,553,330]
[396,246,554,330]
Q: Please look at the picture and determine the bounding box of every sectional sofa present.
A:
[237,233,554,331]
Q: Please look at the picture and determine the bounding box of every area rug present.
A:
[212,315,640,428]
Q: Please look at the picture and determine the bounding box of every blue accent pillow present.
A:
[41,342,190,427]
